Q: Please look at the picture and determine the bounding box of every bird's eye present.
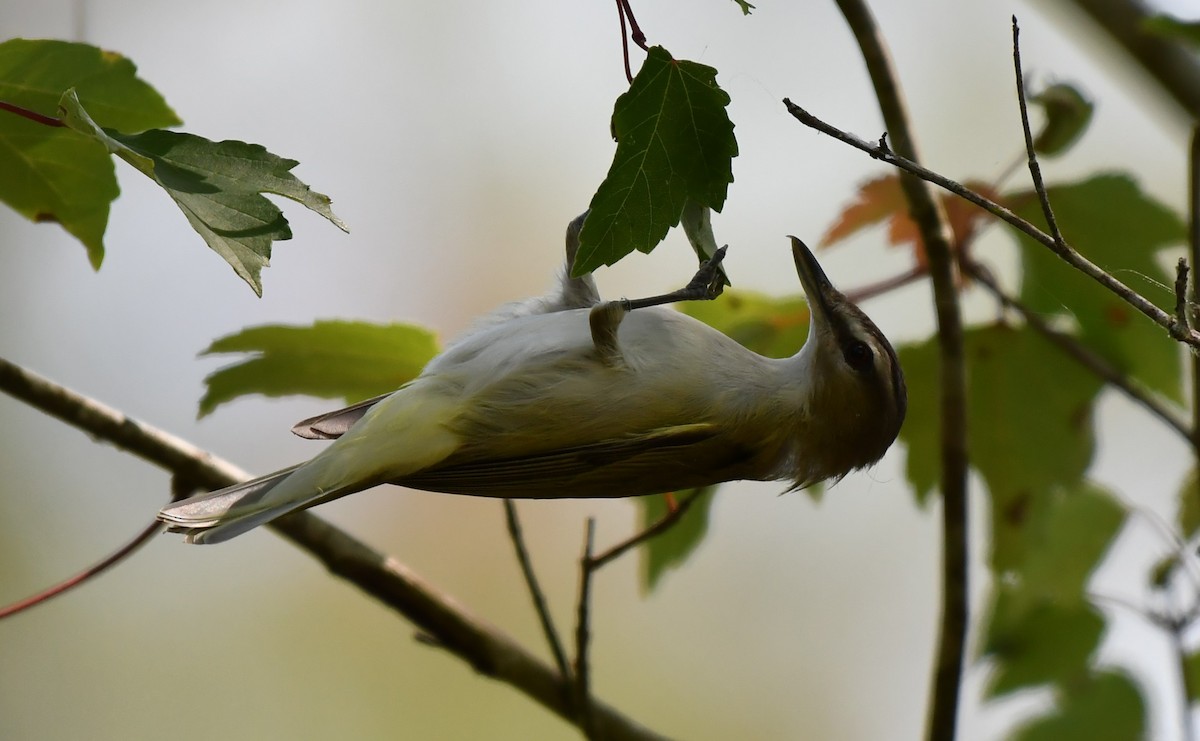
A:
[844,340,874,373]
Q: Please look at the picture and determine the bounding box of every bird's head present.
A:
[789,236,907,486]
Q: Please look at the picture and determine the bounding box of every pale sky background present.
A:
[0,1,1197,739]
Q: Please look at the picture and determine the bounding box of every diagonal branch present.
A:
[828,3,970,740]
[0,355,669,741]
[503,500,573,692]
[782,98,1200,352]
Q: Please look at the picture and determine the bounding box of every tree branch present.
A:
[782,99,1200,353]
[0,355,669,741]
[828,2,969,739]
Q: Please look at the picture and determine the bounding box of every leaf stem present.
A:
[0,518,161,620]
[0,100,66,127]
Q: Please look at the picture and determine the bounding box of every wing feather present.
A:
[398,423,725,498]
[291,393,392,439]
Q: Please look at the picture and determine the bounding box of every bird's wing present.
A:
[291,392,393,439]
[397,422,726,498]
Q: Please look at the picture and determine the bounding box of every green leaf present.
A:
[1012,670,1145,741]
[1008,174,1186,403]
[980,482,1123,698]
[578,46,737,275]
[198,320,439,417]
[899,325,1103,518]
[0,39,179,131]
[1015,483,1124,605]
[730,0,755,15]
[638,487,717,593]
[0,120,116,267]
[1030,83,1093,157]
[982,586,1104,698]
[60,90,348,295]
[0,38,179,266]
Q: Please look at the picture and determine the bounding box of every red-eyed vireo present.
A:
[160,213,906,544]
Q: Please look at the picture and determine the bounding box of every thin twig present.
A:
[1189,125,1200,455]
[782,98,1200,352]
[828,3,969,740]
[589,491,703,570]
[1185,118,1200,741]
[503,500,572,688]
[0,518,161,620]
[0,356,669,741]
[1012,18,1066,252]
[843,265,927,305]
[0,473,198,620]
[575,518,598,738]
[0,100,66,127]
[967,262,1191,441]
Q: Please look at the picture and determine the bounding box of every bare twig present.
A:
[1190,125,1200,455]
[0,356,669,741]
[968,262,1191,441]
[843,265,927,305]
[782,99,1200,353]
[589,490,703,570]
[503,500,572,690]
[575,518,598,739]
[1185,118,1200,741]
[0,473,199,620]
[1012,18,1066,251]
[828,2,969,740]
[0,518,161,620]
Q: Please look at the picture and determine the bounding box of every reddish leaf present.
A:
[820,175,905,247]
[824,174,1003,271]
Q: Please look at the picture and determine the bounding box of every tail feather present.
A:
[158,465,304,545]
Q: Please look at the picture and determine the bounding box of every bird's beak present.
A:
[789,236,837,331]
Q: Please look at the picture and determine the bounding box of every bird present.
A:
[159,212,906,544]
